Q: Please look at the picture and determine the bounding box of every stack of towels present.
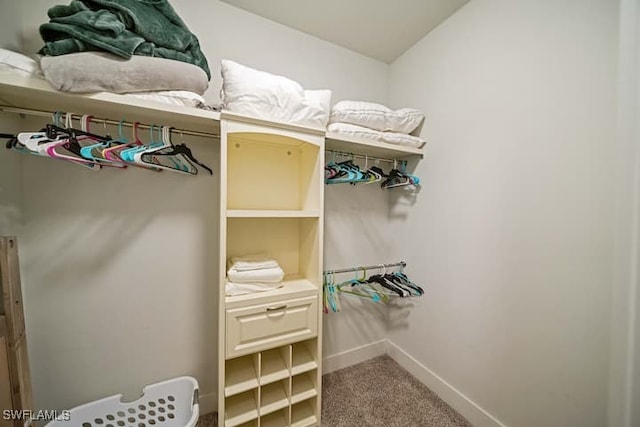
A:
[328,100,427,149]
[226,255,285,296]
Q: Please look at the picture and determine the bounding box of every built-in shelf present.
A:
[260,381,289,416]
[225,355,259,397]
[326,132,424,159]
[291,371,317,405]
[290,399,318,427]
[260,409,289,427]
[0,71,221,135]
[291,342,318,376]
[226,209,320,218]
[224,390,259,427]
[260,348,289,385]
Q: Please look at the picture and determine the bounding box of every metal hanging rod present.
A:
[324,261,406,275]
[0,105,219,139]
[325,149,405,165]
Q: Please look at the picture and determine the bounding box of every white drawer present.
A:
[226,296,318,358]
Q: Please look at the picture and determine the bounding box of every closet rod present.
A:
[326,149,404,165]
[0,105,219,139]
[324,261,406,275]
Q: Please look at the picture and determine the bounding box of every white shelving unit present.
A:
[218,117,325,426]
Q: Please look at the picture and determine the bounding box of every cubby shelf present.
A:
[222,340,319,427]
[226,209,320,218]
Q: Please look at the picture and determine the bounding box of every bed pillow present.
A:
[0,49,43,78]
[327,123,426,149]
[221,59,331,128]
[330,100,424,134]
[40,52,209,95]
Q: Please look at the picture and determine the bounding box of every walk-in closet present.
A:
[1,0,639,427]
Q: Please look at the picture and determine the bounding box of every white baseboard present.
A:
[198,391,217,417]
[322,339,386,374]
[385,340,506,427]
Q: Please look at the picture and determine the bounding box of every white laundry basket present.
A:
[45,376,199,427]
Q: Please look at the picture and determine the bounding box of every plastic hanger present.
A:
[137,127,211,175]
[337,268,383,303]
[130,125,188,172]
[119,124,164,163]
[142,129,212,175]
[102,122,161,172]
[79,119,127,167]
[45,114,103,170]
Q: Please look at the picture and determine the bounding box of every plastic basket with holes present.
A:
[45,376,199,427]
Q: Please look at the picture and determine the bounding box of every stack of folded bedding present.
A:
[226,255,285,296]
[32,0,214,108]
[328,101,427,149]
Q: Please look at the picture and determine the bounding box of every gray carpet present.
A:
[199,355,471,427]
[321,355,472,427]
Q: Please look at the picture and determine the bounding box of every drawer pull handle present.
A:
[266,305,287,312]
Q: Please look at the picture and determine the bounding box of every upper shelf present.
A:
[0,71,425,158]
[0,71,221,135]
[325,132,424,159]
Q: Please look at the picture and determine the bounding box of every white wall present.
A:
[388,1,618,426]
[4,0,391,413]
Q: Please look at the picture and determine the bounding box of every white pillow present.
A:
[327,123,426,149]
[0,49,43,78]
[330,100,424,134]
[221,59,331,128]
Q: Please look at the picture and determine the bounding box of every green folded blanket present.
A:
[39,0,210,79]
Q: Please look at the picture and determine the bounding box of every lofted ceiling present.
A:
[220,0,469,63]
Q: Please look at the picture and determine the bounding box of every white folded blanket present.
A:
[227,266,285,283]
[226,281,284,296]
[228,255,279,272]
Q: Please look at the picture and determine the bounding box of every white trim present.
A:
[385,340,506,427]
[322,339,386,374]
[609,1,640,426]
[198,391,217,417]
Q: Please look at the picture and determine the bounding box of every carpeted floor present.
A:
[198,355,471,427]
[321,355,472,427]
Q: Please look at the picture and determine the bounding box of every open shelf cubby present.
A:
[223,339,320,427]
[224,389,259,427]
[291,339,318,376]
[225,353,259,397]
[226,217,320,298]
[226,132,321,212]
[261,347,290,385]
[291,370,318,405]
[291,398,318,427]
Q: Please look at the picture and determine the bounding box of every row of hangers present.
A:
[325,152,420,189]
[2,112,212,175]
[323,263,424,313]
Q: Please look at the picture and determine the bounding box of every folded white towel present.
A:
[226,281,283,296]
[228,254,279,271]
[227,266,285,283]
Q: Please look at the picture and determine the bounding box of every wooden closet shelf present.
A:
[0,72,221,136]
[226,210,320,218]
[326,132,424,159]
